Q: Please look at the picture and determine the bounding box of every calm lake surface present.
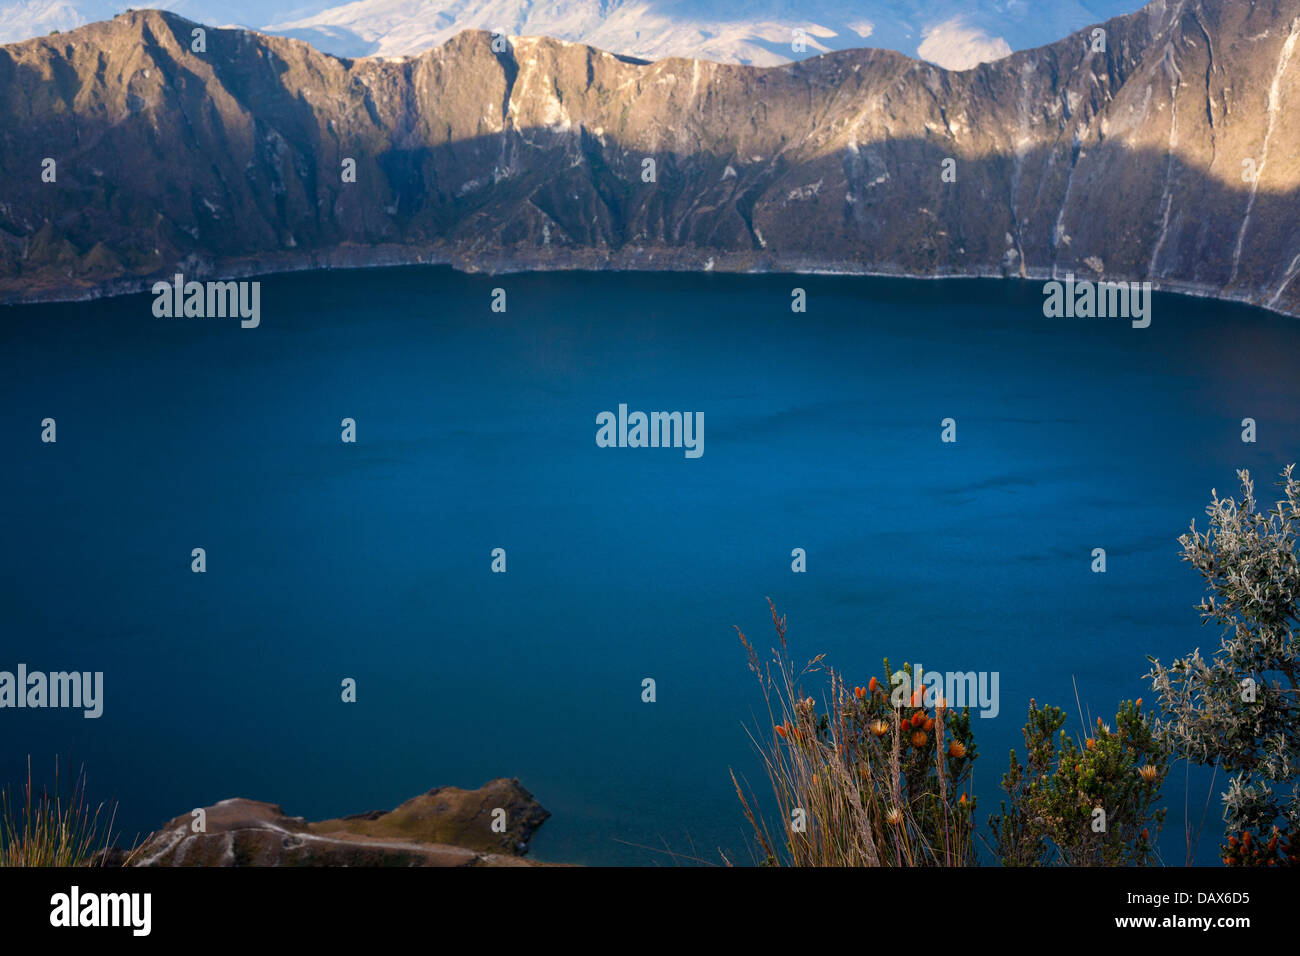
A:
[3,267,1298,865]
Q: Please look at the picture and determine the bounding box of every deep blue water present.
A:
[2,266,1298,865]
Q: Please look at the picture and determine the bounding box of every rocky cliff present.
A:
[122,778,552,866]
[1,1,1298,315]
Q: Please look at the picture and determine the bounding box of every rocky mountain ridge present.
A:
[1,1,1298,317]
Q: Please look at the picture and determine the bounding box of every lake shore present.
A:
[2,246,1295,322]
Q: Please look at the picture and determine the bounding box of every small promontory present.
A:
[126,778,552,867]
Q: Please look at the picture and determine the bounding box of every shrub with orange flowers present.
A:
[732,602,978,866]
[990,698,1168,866]
[855,661,979,866]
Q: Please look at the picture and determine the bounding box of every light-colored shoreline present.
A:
[0,245,1290,320]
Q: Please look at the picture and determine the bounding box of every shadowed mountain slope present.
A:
[1,1,1298,315]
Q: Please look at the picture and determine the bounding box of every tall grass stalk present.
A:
[0,758,123,867]
[731,600,976,866]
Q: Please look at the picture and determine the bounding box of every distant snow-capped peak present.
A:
[1,0,1143,71]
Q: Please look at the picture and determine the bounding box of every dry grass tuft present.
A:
[732,600,978,866]
[0,758,130,867]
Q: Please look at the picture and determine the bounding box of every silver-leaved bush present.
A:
[1148,465,1300,837]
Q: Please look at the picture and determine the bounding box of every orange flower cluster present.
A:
[894,707,937,749]
[853,677,881,701]
[1224,828,1300,866]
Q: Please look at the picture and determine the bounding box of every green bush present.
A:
[990,699,1168,866]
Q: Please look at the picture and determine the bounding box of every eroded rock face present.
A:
[312,778,552,854]
[130,779,551,866]
[1,1,1299,316]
